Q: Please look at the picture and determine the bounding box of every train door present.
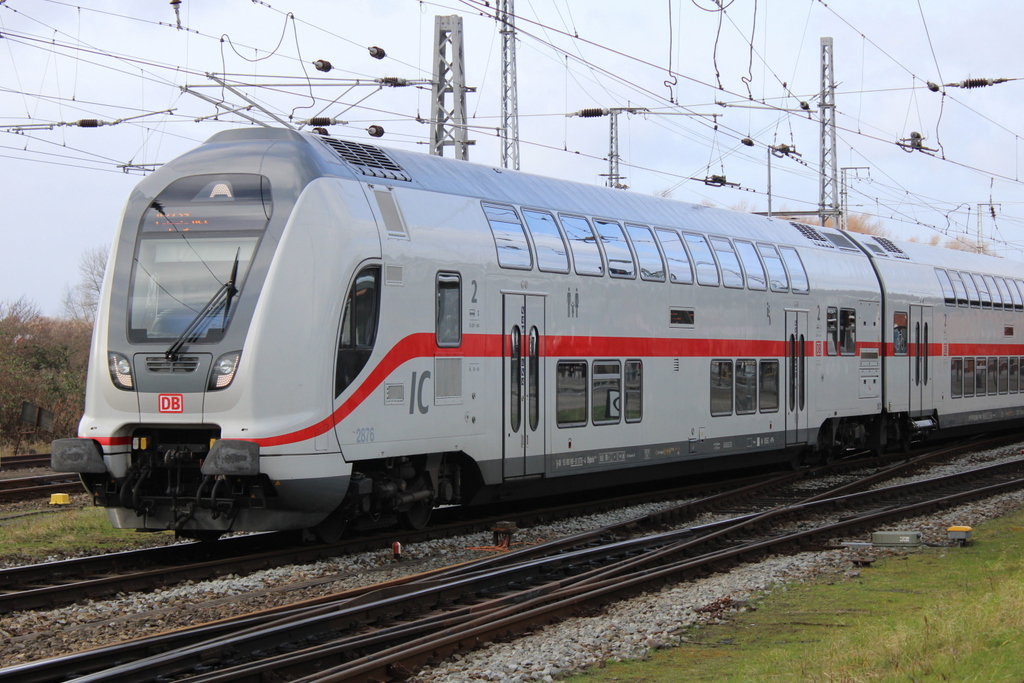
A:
[785,309,809,445]
[503,293,546,478]
[909,305,933,417]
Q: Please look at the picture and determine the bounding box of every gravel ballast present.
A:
[1,442,1023,678]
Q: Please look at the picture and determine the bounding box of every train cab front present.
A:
[51,167,320,538]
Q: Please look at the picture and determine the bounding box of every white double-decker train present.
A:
[52,127,1024,540]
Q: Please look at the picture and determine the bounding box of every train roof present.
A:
[192,128,1024,279]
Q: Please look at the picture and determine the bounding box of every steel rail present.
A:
[0,454,52,471]
[18,455,1024,683]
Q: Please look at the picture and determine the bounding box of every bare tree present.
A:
[62,245,109,322]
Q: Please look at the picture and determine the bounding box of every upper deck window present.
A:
[984,275,1003,309]
[558,214,604,276]
[655,228,693,284]
[1014,280,1024,310]
[593,220,636,278]
[522,209,570,273]
[482,203,533,270]
[625,224,666,282]
[709,236,744,289]
[935,269,956,306]
[997,278,1018,310]
[961,272,980,307]
[734,240,767,291]
[779,247,809,293]
[757,243,789,292]
[947,271,969,306]
[683,233,720,286]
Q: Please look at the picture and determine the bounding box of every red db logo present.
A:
[158,394,184,413]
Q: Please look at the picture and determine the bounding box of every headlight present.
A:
[108,352,134,391]
[209,351,242,390]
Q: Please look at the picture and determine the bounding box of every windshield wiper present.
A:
[165,249,240,361]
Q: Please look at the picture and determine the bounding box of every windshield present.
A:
[130,236,259,343]
[128,174,270,344]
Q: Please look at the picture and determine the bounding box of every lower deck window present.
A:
[592,361,622,425]
[951,358,963,398]
[976,358,987,396]
[964,358,975,397]
[710,360,733,416]
[624,360,643,423]
[556,361,588,427]
[735,359,757,414]
[759,360,780,412]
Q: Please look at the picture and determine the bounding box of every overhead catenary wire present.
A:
[3,1,1024,256]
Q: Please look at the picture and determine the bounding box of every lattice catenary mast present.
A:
[819,37,840,227]
[497,0,520,170]
[430,15,473,159]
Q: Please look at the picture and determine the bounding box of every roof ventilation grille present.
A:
[790,222,834,248]
[318,137,411,182]
[873,236,910,259]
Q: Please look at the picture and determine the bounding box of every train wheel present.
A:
[312,509,347,544]
[400,501,432,530]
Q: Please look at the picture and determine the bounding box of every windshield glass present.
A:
[128,174,270,343]
[130,236,259,343]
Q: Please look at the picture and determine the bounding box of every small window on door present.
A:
[893,312,908,355]
[436,273,461,348]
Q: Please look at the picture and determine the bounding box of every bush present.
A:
[0,297,92,447]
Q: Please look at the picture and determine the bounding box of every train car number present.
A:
[355,427,375,443]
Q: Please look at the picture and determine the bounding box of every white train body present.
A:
[52,128,1024,538]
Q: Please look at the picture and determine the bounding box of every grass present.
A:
[0,505,175,562]
[0,438,50,458]
[564,509,1024,682]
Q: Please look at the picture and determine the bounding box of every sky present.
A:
[3,0,1024,316]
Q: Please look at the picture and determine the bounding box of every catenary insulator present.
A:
[368,46,386,60]
[927,81,940,92]
[367,125,385,138]
[77,119,100,128]
[741,138,754,147]
[577,108,606,118]
[308,117,333,127]
[313,59,333,73]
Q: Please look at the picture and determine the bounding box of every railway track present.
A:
[0,474,82,503]
[0,469,790,615]
[4,438,1023,683]
[0,453,51,472]
[0,434,1006,616]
